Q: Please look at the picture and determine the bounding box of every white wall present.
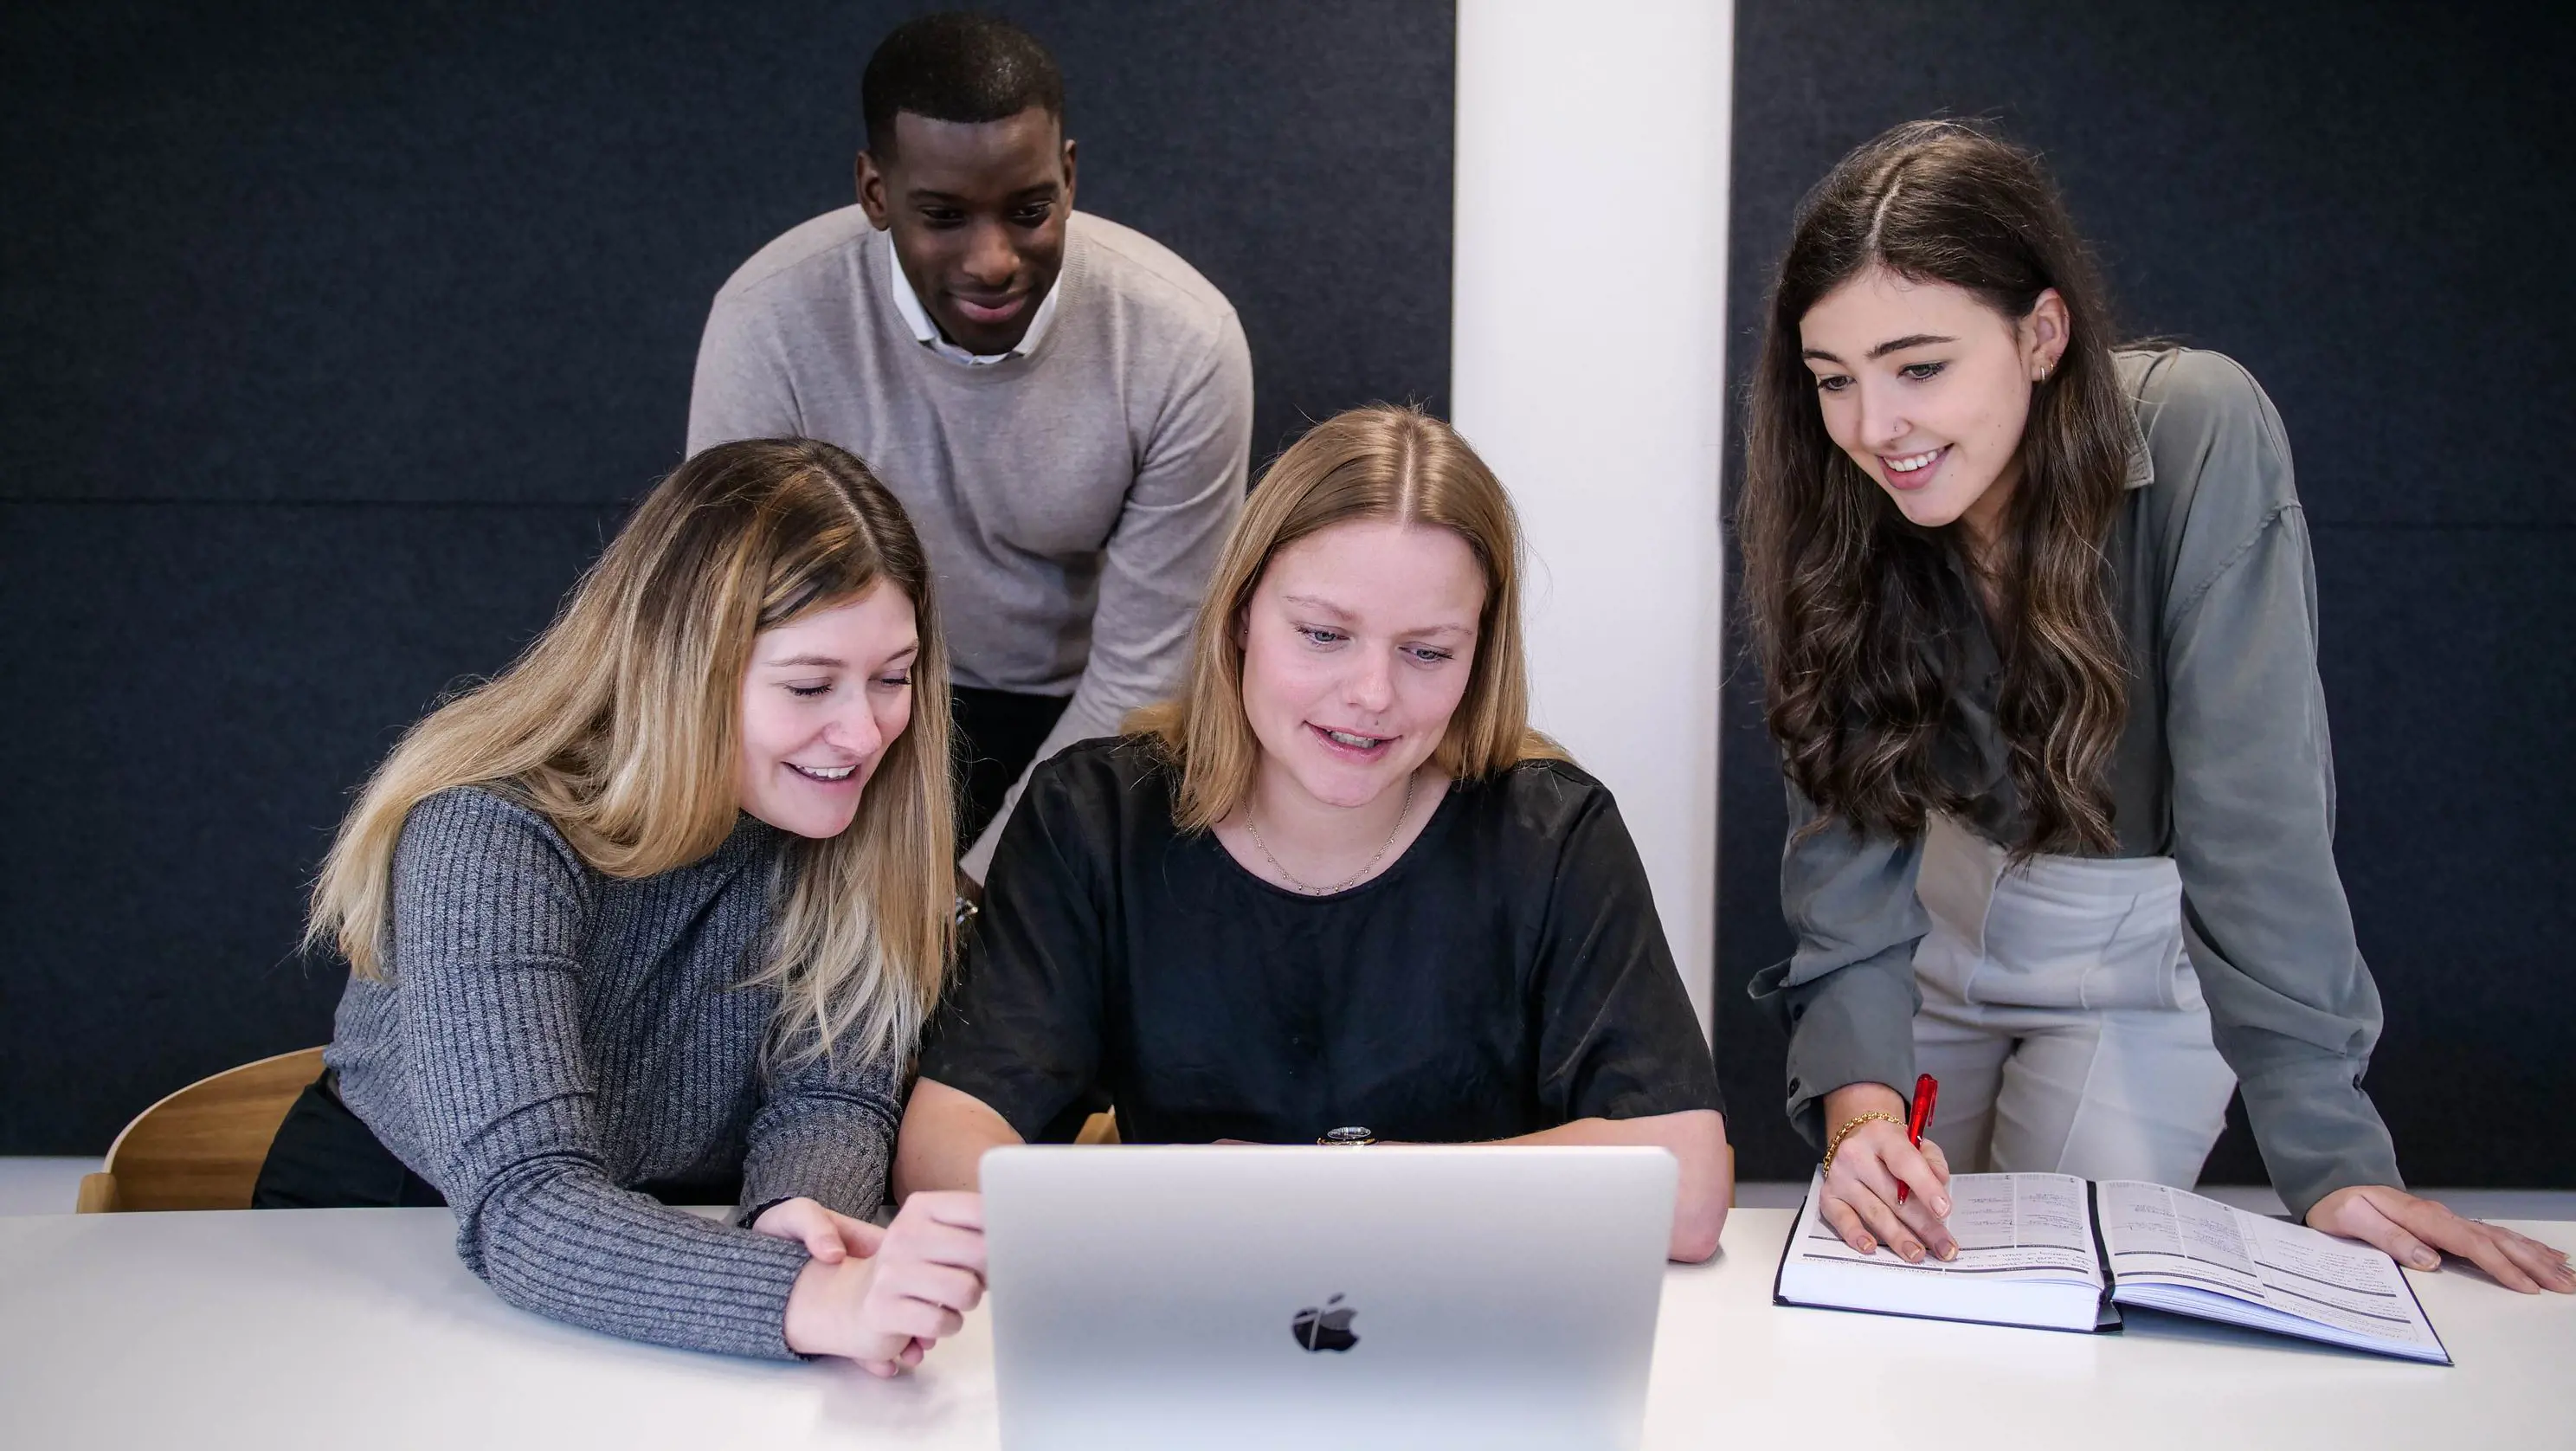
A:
[1451,0,1734,1035]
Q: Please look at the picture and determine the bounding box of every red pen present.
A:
[1897,1073,1938,1204]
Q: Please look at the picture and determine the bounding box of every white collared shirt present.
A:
[886,238,1063,364]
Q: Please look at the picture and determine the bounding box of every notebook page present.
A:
[2097,1180,2444,1357]
[1794,1170,2102,1280]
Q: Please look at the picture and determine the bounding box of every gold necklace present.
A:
[1245,772,1418,896]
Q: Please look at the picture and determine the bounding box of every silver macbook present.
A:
[981,1145,1677,1451]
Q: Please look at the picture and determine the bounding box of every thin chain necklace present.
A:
[1245,771,1417,896]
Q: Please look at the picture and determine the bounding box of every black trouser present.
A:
[252,1072,741,1209]
[951,685,1073,852]
[253,1073,447,1209]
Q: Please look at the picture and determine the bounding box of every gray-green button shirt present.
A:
[1748,347,2402,1218]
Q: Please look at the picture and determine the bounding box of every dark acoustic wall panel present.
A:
[1719,1,2574,1186]
[1,2,1455,1153]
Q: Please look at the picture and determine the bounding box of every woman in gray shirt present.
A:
[260,440,995,1364]
[1738,120,2569,1293]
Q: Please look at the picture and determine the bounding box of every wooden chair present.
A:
[74,1047,327,1213]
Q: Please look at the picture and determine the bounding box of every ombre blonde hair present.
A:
[1130,403,1564,832]
[306,439,954,1067]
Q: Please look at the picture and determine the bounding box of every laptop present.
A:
[981,1145,1678,1451]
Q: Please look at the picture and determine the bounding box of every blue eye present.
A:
[1407,647,1455,664]
[1299,627,1346,647]
[786,683,831,699]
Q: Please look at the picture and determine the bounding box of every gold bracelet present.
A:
[1820,1112,1905,1177]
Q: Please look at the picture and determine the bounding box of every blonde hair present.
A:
[1130,403,1565,831]
[306,439,955,1067]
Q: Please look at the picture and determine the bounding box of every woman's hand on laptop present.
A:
[774,1190,989,1374]
[1817,1083,1957,1265]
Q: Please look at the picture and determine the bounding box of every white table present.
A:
[3,1208,2570,1449]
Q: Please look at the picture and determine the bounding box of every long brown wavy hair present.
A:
[306,439,955,1067]
[1739,119,2136,856]
[1128,403,1564,831]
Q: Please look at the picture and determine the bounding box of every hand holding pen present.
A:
[1814,1076,1955,1263]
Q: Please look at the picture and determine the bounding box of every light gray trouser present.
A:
[1909,815,2237,1187]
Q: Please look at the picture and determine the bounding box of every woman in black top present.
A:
[895,404,1730,1260]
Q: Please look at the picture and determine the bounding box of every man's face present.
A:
[857,106,1076,356]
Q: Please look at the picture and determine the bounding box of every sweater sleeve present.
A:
[2153,358,2401,1217]
[735,1038,904,1224]
[686,287,806,455]
[958,314,1253,880]
[1746,784,1930,1151]
[1527,777,1725,1124]
[386,790,815,1360]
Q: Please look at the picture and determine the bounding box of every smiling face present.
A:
[1237,519,1486,812]
[856,106,1075,356]
[734,583,919,839]
[1799,266,2068,542]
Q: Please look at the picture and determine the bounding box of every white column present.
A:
[1451,0,1734,1035]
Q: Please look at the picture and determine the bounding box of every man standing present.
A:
[689,13,1253,879]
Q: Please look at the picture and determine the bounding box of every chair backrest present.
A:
[76,1047,327,1212]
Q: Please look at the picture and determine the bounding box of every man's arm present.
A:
[958,315,1253,879]
[686,292,806,454]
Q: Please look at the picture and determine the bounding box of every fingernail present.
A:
[2412,1251,2440,1269]
[1858,1238,1876,1254]
[1901,1241,1922,1261]
[1934,1197,1950,1216]
[1938,1244,1958,1261]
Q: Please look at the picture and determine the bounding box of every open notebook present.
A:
[1774,1170,2450,1364]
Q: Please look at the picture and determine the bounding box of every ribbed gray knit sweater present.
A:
[325,787,900,1360]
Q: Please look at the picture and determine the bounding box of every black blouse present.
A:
[918,737,1723,1145]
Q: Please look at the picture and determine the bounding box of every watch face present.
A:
[1319,1126,1375,1146]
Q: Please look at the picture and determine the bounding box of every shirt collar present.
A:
[2118,367,2156,490]
[885,238,1061,366]
[2122,426,2154,491]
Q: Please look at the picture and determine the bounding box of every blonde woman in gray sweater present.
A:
[258,440,986,1370]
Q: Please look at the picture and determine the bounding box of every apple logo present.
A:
[1291,1293,1360,1352]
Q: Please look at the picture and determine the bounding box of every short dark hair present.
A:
[862,12,1064,158]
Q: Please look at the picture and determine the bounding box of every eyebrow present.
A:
[906,183,1059,204]
[1281,595,1472,638]
[763,644,918,670]
[1280,593,1353,621]
[1801,333,1958,365]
